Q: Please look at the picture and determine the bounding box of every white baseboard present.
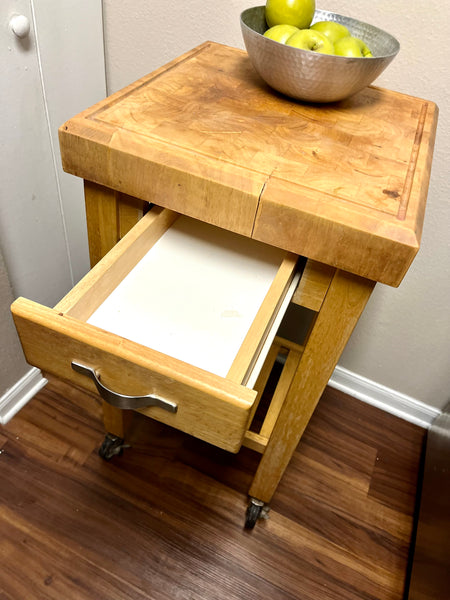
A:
[0,368,48,425]
[0,363,441,430]
[329,365,441,429]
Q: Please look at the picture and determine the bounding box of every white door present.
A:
[0,0,106,418]
[0,0,106,306]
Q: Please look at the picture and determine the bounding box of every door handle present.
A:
[10,15,31,38]
[71,361,177,413]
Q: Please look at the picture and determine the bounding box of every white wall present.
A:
[323,0,450,413]
[102,0,450,412]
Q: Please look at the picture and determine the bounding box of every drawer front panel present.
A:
[11,298,257,453]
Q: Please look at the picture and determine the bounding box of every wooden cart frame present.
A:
[84,183,374,526]
[12,42,437,528]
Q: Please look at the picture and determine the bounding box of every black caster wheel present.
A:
[244,498,266,529]
[98,433,127,461]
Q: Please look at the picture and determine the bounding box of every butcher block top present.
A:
[59,42,438,287]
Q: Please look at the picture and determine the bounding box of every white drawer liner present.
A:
[88,215,298,386]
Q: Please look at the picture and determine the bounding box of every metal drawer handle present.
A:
[71,361,177,413]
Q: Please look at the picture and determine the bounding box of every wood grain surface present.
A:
[0,377,424,600]
[59,42,438,286]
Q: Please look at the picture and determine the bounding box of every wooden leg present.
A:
[84,180,120,267]
[102,401,133,439]
[249,269,376,504]
[84,181,146,267]
[83,181,145,439]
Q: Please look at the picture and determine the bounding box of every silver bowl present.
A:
[240,6,400,103]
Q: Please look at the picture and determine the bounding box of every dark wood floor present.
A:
[0,377,425,600]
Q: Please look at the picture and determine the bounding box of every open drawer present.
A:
[11,206,300,453]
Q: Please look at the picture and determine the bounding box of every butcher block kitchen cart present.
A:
[11,42,437,528]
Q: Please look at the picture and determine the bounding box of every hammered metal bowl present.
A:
[240,6,400,103]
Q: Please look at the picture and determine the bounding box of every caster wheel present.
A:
[244,498,265,529]
[98,433,126,461]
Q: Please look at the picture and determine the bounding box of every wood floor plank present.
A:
[0,377,425,600]
[0,507,153,600]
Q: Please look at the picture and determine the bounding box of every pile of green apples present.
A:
[264,0,373,57]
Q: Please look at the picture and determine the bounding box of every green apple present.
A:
[265,0,316,29]
[286,29,335,55]
[264,24,300,43]
[334,36,373,57]
[310,20,350,45]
